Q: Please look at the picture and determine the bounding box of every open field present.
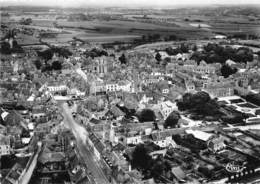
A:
[2,6,260,44]
[24,19,212,42]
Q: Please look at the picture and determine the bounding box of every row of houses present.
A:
[90,79,135,94]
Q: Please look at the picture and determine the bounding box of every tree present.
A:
[137,109,156,122]
[179,43,189,53]
[155,52,161,62]
[119,53,127,64]
[0,42,11,54]
[177,92,220,118]
[131,144,153,170]
[20,18,32,25]
[34,60,42,70]
[37,49,53,61]
[151,158,165,179]
[161,57,171,66]
[164,111,181,128]
[198,166,212,178]
[191,44,197,52]
[220,64,237,78]
[52,60,62,70]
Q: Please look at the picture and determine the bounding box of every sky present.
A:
[1,0,260,7]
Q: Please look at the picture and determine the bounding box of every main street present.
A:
[59,102,110,184]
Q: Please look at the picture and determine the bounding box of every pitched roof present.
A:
[113,143,126,152]
[110,105,125,117]
[89,118,102,124]
[185,129,213,142]
[38,152,65,164]
[89,133,105,153]
[171,166,186,181]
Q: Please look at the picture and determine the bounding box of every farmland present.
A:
[1,5,259,45]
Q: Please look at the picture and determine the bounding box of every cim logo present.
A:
[226,161,246,173]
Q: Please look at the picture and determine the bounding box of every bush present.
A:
[177,91,220,117]
[164,111,181,128]
[137,109,156,122]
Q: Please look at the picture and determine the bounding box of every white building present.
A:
[153,136,176,148]
[106,80,133,93]
[159,101,178,120]
[0,135,11,156]
[126,135,143,145]
[47,85,68,92]
[118,80,132,92]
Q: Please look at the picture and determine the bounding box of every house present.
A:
[0,124,7,134]
[202,78,235,97]
[175,53,189,61]
[171,166,186,182]
[126,135,142,145]
[182,60,217,75]
[159,101,177,120]
[214,35,227,39]
[107,105,125,119]
[38,151,66,174]
[35,121,59,136]
[89,80,106,94]
[150,130,178,148]
[31,108,46,119]
[87,132,106,160]
[157,80,170,94]
[185,129,213,142]
[46,85,68,93]
[0,134,11,156]
[139,93,155,104]
[207,136,226,153]
[92,56,109,74]
[106,82,119,92]
[149,149,167,159]
[117,80,133,92]
[185,80,196,92]
[2,163,26,184]
[152,135,176,148]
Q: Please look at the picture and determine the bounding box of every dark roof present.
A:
[109,105,125,117]
[89,133,105,153]
[38,152,65,164]
[4,111,22,126]
[89,118,102,124]
[171,166,186,181]
[113,143,126,152]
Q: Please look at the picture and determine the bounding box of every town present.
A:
[1,3,260,184]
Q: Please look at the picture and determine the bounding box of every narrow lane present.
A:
[59,103,110,184]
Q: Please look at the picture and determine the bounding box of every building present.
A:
[90,80,106,95]
[0,134,11,156]
[207,136,226,153]
[96,57,108,74]
[202,78,235,97]
[87,132,105,160]
[46,85,68,94]
[182,60,217,75]
[159,100,178,120]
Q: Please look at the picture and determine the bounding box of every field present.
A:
[2,6,260,44]
[22,18,212,43]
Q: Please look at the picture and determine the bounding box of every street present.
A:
[19,142,42,184]
[59,103,110,184]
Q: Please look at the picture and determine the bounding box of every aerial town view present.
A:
[0,0,260,183]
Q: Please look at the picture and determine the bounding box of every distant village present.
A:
[1,7,260,184]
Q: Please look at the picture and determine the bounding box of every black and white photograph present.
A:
[0,0,260,183]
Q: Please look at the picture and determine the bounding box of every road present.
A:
[59,103,110,184]
[19,142,42,184]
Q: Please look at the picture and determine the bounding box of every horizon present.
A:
[1,0,260,8]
